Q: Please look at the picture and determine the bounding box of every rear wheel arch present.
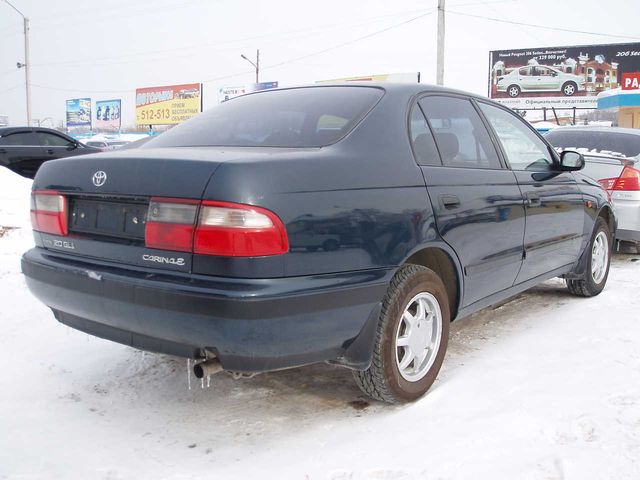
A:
[402,246,461,320]
[597,205,615,235]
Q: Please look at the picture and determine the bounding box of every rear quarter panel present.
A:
[198,92,440,277]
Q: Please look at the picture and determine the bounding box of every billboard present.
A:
[95,99,121,130]
[316,72,420,84]
[135,83,202,125]
[489,42,640,109]
[66,98,91,128]
[218,82,279,103]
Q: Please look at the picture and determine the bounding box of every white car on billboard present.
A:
[497,65,586,97]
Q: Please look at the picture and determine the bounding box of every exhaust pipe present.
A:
[193,358,223,379]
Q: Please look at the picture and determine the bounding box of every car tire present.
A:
[567,217,611,297]
[562,81,577,96]
[352,264,450,403]
[507,85,521,97]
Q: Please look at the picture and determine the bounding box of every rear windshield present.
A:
[544,130,640,157]
[144,86,383,149]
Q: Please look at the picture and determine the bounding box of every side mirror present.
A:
[560,150,584,171]
[68,141,79,150]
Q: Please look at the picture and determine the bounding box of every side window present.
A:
[409,105,441,166]
[479,102,554,171]
[37,132,75,147]
[0,132,39,146]
[519,67,529,76]
[419,96,502,169]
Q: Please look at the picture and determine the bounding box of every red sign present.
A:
[622,72,640,90]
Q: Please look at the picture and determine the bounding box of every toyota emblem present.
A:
[92,171,107,187]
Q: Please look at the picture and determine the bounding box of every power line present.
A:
[448,10,640,40]
[32,8,432,69]
[28,9,436,93]
[258,10,436,75]
[33,0,208,31]
[0,83,23,94]
[475,0,544,44]
[449,0,517,6]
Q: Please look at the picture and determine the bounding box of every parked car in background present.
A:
[0,127,101,178]
[83,140,109,150]
[574,152,640,253]
[22,84,614,404]
[496,65,585,98]
[545,126,640,158]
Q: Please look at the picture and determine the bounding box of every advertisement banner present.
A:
[489,42,640,109]
[66,98,91,128]
[95,99,121,130]
[622,72,640,90]
[218,82,279,103]
[135,83,202,125]
[253,81,279,91]
[316,72,420,84]
[219,85,248,103]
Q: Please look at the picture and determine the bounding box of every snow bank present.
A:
[0,166,638,479]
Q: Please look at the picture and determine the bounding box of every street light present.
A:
[4,0,31,126]
[240,49,260,84]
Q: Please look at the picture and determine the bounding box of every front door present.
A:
[477,101,585,282]
[415,95,526,307]
[35,131,83,161]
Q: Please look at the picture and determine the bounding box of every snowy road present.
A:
[0,169,639,479]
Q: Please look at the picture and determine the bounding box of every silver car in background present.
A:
[497,65,586,97]
[545,126,640,253]
[573,152,639,253]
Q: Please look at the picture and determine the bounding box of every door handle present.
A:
[47,149,55,154]
[440,194,461,210]
[0,148,6,154]
[525,192,541,207]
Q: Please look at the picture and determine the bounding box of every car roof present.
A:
[547,125,640,136]
[245,82,493,103]
[0,126,71,136]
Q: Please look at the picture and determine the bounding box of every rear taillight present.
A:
[144,199,288,257]
[30,190,68,236]
[612,166,640,191]
[194,201,288,256]
[145,198,198,252]
[598,178,617,191]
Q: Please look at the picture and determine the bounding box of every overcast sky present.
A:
[1,0,639,128]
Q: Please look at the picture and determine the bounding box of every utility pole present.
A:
[436,0,445,86]
[4,0,32,126]
[240,49,260,84]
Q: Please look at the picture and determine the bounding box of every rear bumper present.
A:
[22,248,390,371]
[612,195,640,244]
[616,228,640,243]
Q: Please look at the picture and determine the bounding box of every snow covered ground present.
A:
[0,167,639,480]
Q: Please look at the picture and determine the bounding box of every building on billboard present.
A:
[135,83,202,126]
[95,99,121,131]
[488,42,640,113]
[316,72,420,84]
[66,98,92,129]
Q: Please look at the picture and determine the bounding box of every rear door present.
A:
[478,101,585,282]
[0,130,45,178]
[520,67,538,91]
[413,95,526,307]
